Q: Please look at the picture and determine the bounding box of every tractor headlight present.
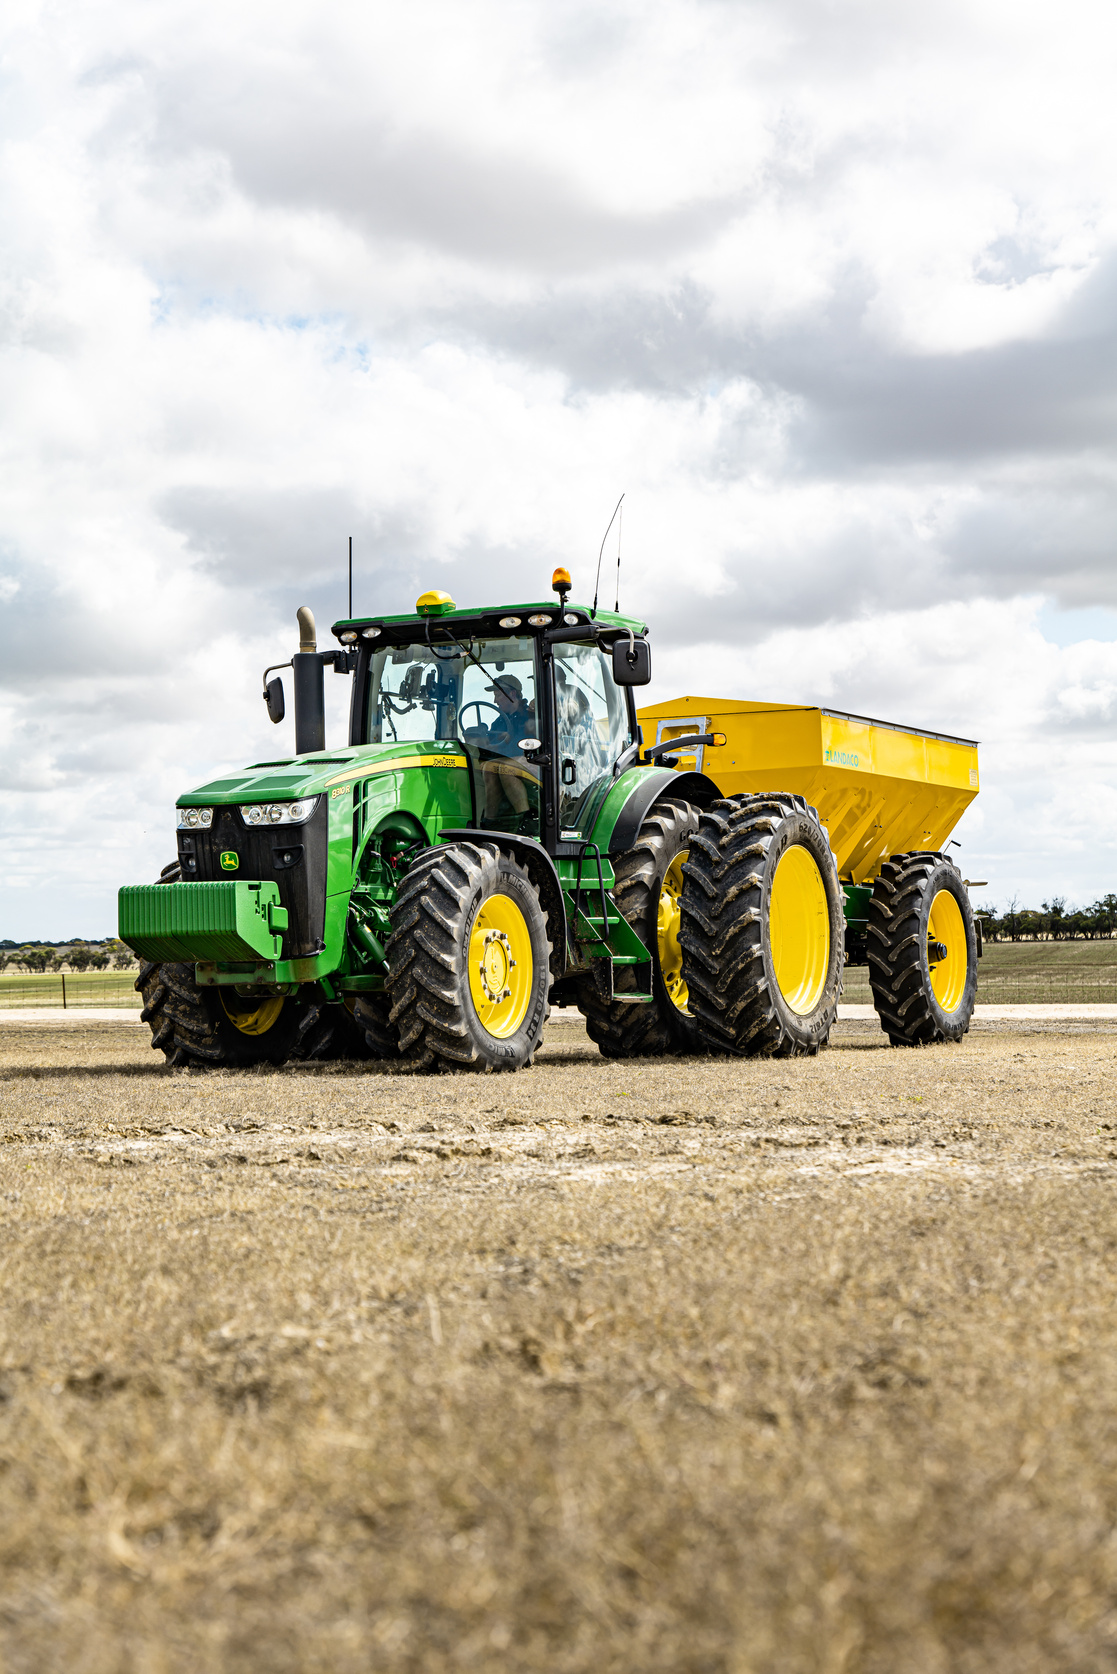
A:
[177,807,213,829]
[239,797,320,827]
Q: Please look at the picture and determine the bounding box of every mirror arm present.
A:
[262,660,292,691]
[543,622,647,649]
[641,732,718,765]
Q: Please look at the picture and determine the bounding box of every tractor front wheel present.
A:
[680,793,844,1057]
[134,861,333,1068]
[136,960,309,1067]
[866,852,977,1045]
[386,842,551,1071]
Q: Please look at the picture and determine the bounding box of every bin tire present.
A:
[386,842,551,1072]
[867,852,977,1045]
[576,797,701,1058]
[679,793,844,1057]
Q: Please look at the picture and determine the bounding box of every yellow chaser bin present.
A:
[637,695,979,886]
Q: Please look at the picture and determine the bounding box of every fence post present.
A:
[61,973,66,1010]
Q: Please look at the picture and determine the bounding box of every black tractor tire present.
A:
[350,992,400,1059]
[289,993,376,1063]
[679,793,844,1057]
[136,960,308,1068]
[867,852,978,1045]
[134,862,322,1069]
[386,841,551,1072]
[576,797,701,1058]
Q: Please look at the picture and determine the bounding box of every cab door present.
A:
[552,641,635,842]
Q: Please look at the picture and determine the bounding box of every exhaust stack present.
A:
[293,605,325,755]
[297,606,317,653]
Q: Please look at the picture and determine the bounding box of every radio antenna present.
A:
[614,497,623,613]
[348,535,353,619]
[591,493,624,619]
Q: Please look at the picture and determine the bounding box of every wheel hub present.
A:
[477,927,515,1005]
[219,993,285,1036]
[927,890,967,1013]
[467,890,533,1040]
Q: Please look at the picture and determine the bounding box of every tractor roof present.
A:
[330,599,647,647]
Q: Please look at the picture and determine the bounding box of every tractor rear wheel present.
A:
[386,841,551,1072]
[867,852,977,1045]
[134,862,327,1068]
[576,797,701,1058]
[679,793,844,1057]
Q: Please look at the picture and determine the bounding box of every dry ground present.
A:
[2,1015,1117,1674]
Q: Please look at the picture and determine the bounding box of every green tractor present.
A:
[119,571,966,1071]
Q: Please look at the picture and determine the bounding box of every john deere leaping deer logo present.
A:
[220,851,239,871]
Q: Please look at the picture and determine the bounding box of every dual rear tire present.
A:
[680,793,845,1057]
[575,798,701,1058]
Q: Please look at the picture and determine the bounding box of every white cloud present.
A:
[2,0,1117,938]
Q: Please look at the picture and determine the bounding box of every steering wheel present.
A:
[458,700,503,735]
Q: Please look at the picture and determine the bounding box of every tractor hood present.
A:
[175,741,466,809]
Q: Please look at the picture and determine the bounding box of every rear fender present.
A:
[604,769,721,858]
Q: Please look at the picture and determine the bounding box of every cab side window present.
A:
[554,642,633,838]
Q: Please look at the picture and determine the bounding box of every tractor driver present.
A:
[482,673,538,828]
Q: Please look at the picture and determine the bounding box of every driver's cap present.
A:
[486,674,523,697]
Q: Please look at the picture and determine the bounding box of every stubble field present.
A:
[2,1013,1117,1673]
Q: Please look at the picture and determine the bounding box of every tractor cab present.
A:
[338,580,650,856]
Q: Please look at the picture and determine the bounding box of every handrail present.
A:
[569,840,613,957]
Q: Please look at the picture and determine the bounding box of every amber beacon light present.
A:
[551,567,572,603]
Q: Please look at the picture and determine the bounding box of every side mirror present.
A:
[612,636,651,686]
[264,676,285,725]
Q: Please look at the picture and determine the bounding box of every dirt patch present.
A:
[2,1015,1117,1672]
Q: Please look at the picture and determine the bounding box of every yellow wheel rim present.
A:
[769,844,830,1016]
[468,891,533,1040]
[219,994,285,1036]
[658,850,689,1013]
[928,889,967,1014]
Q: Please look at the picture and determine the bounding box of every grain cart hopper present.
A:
[118,573,978,1070]
[640,697,981,1047]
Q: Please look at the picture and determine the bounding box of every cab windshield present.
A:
[367,637,541,836]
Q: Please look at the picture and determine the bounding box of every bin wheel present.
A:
[867,852,977,1045]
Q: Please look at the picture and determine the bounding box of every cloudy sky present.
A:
[3,0,1117,939]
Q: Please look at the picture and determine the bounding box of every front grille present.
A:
[176,800,327,958]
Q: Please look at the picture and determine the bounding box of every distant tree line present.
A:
[0,939,137,974]
[974,896,1117,942]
